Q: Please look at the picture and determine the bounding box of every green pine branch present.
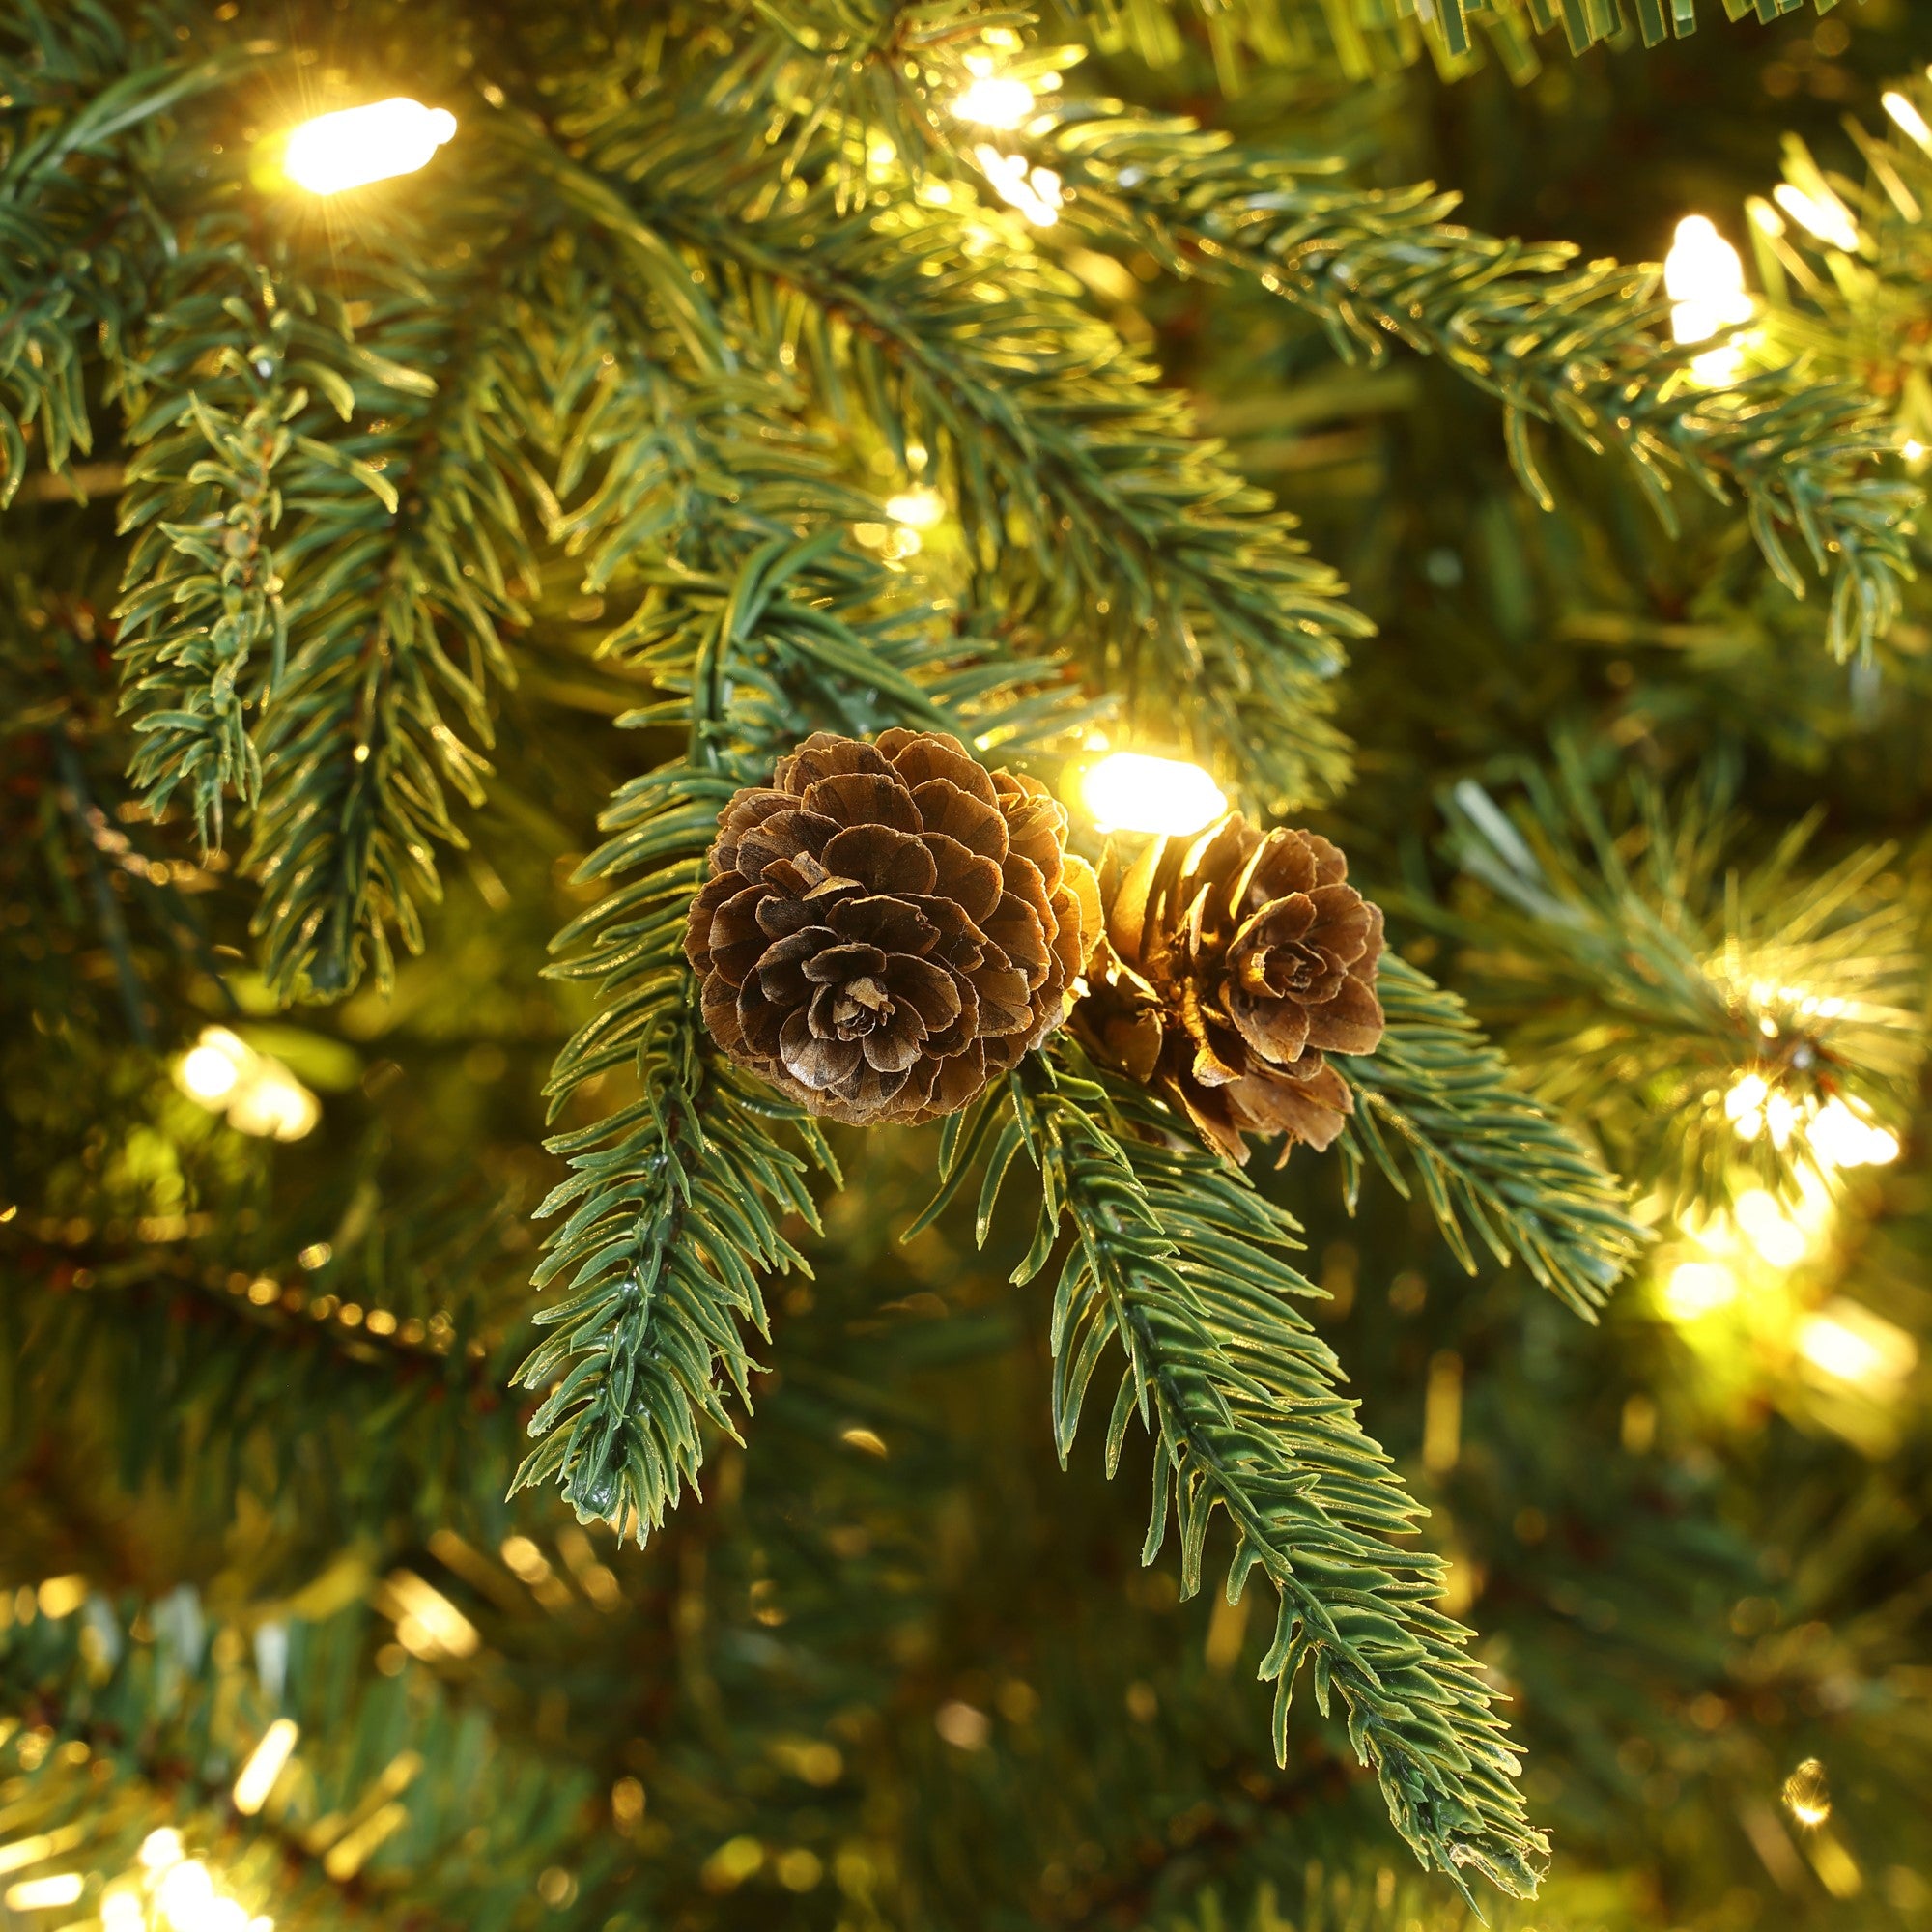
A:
[519,323,1094,1532]
[0,1586,617,1932]
[1052,0,1846,85]
[112,250,298,847]
[981,1045,1548,1901]
[1035,105,1917,662]
[502,105,1363,808]
[243,251,537,1000]
[1,1182,533,1547]
[1430,742,1927,1204]
[0,12,252,504]
[1335,952,1642,1321]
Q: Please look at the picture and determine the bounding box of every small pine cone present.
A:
[1078,813,1384,1163]
[685,729,1102,1125]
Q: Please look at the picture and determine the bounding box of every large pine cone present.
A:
[685,729,1102,1125]
[1078,814,1384,1163]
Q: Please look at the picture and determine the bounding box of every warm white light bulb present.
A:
[1884,91,1932,156]
[4,1874,84,1911]
[884,486,946,529]
[1808,1096,1900,1171]
[1662,1259,1737,1321]
[1080,753,1227,837]
[226,1066,321,1144]
[284,99,457,196]
[953,74,1036,130]
[1663,215,1751,388]
[1798,1300,1917,1392]
[233,1719,300,1816]
[177,1028,252,1106]
[1772,183,1861,253]
[140,1830,185,1873]
[157,1860,215,1932]
[101,1890,145,1932]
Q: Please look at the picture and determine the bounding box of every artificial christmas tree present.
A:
[3,2,1930,1930]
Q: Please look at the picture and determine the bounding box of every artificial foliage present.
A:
[1078,816,1386,1162]
[684,729,1100,1124]
[3,1,1931,1931]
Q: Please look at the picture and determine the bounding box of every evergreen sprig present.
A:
[509,104,1363,807]
[1432,743,1927,1203]
[1335,953,1641,1321]
[113,251,297,847]
[967,1046,1548,1900]
[521,324,1094,1535]
[1056,0,1846,85]
[0,1587,616,1932]
[0,10,250,504]
[1036,106,1917,662]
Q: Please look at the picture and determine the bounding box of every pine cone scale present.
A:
[689,730,1099,1124]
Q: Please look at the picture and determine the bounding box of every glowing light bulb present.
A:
[1808,1096,1901,1171]
[1080,752,1227,837]
[141,1830,185,1873]
[284,99,457,196]
[1664,216,1752,385]
[177,1028,251,1106]
[1772,183,1861,253]
[233,1719,299,1815]
[1798,1299,1918,1392]
[1724,1070,1769,1140]
[884,486,946,529]
[1662,1259,1737,1321]
[953,71,1036,130]
[1782,1756,1831,1827]
[973,146,1062,227]
[102,1890,145,1932]
[226,1065,321,1143]
[1883,92,1932,156]
[4,1874,84,1911]
[157,1860,214,1932]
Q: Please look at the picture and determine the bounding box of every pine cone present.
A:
[1078,813,1384,1163]
[685,729,1102,1125]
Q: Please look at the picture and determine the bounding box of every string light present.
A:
[5,1874,84,1910]
[1079,752,1227,837]
[283,99,457,196]
[232,1720,299,1816]
[952,61,1036,130]
[158,1860,216,1931]
[884,486,946,530]
[1806,1096,1901,1170]
[1798,1300,1918,1393]
[1882,91,1932,156]
[1724,1071,1900,1169]
[1662,1258,1737,1321]
[1771,183,1861,253]
[1663,216,1752,386]
[140,1833,184,1873]
[1782,1756,1831,1827]
[174,1028,320,1143]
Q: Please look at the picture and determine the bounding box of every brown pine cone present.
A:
[685,729,1102,1125]
[1078,813,1384,1164]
